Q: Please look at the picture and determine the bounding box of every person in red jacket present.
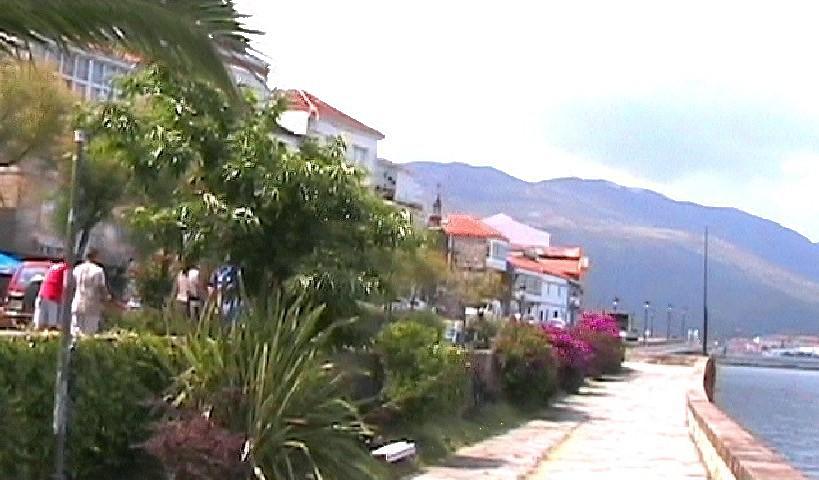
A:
[33,259,68,331]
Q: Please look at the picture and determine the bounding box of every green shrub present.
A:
[394,309,446,335]
[495,323,557,405]
[0,333,174,480]
[376,320,470,420]
[105,307,194,336]
[466,316,499,349]
[164,295,383,480]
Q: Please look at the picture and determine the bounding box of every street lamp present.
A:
[643,301,650,345]
[612,296,619,313]
[53,129,85,480]
[514,284,526,322]
[681,307,688,342]
[666,304,673,341]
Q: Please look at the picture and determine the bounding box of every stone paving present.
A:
[529,362,707,480]
[411,394,588,480]
[413,361,707,480]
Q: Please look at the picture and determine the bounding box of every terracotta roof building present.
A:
[443,214,508,240]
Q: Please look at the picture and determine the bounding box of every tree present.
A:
[0,60,73,168]
[79,65,411,305]
[0,0,253,98]
[52,139,130,256]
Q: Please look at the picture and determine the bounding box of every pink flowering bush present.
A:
[575,312,623,376]
[542,325,593,392]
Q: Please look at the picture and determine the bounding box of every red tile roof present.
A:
[443,214,508,240]
[508,254,587,280]
[284,89,385,139]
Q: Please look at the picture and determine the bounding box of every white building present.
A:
[509,254,571,324]
[277,90,384,177]
[483,213,551,249]
[26,43,271,101]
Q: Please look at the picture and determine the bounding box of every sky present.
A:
[238,0,819,241]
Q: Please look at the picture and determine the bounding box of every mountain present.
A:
[406,161,819,337]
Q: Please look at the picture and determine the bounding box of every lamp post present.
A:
[666,304,673,341]
[514,284,525,322]
[681,307,688,342]
[643,301,650,345]
[612,296,619,313]
[53,129,84,480]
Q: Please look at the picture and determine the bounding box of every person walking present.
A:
[186,262,202,321]
[172,264,190,318]
[208,261,241,324]
[33,259,68,331]
[71,248,110,336]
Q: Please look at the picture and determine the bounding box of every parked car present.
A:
[2,260,52,327]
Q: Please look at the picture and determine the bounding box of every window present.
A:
[61,54,75,75]
[553,310,559,318]
[558,286,564,297]
[489,240,509,260]
[547,283,552,295]
[92,62,105,83]
[352,145,368,164]
[76,57,90,81]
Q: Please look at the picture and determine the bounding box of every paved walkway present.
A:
[529,361,707,479]
[412,395,585,480]
[413,361,707,479]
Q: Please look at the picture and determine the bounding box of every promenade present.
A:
[529,362,706,479]
[414,360,707,479]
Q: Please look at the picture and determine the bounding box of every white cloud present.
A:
[237,0,819,241]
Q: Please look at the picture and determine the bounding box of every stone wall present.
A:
[451,236,488,270]
[686,358,807,480]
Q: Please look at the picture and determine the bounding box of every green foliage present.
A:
[164,294,382,480]
[2,0,254,99]
[0,60,72,168]
[0,333,173,480]
[133,253,174,309]
[106,307,194,337]
[495,323,557,405]
[394,310,446,335]
[467,316,499,349]
[376,320,470,420]
[80,65,411,314]
[52,137,130,253]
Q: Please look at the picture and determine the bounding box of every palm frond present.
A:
[0,0,256,97]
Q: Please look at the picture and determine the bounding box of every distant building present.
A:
[442,214,510,272]
[481,214,588,325]
[508,254,572,324]
[373,158,426,227]
[277,89,384,177]
[483,213,551,249]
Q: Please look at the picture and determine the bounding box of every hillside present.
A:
[406,161,819,337]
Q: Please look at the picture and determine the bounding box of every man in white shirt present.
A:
[186,263,202,321]
[71,248,110,336]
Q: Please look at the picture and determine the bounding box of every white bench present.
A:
[371,441,417,463]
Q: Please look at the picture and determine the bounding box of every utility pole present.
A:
[53,129,84,480]
[666,304,672,341]
[681,307,688,342]
[702,227,709,356]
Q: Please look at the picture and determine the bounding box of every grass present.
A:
[379,401,538,478]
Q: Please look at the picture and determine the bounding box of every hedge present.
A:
[0,333,174,480]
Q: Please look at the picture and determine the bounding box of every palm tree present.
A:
[0,0,255,96]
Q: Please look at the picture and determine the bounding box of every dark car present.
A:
[2,260,51,327]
